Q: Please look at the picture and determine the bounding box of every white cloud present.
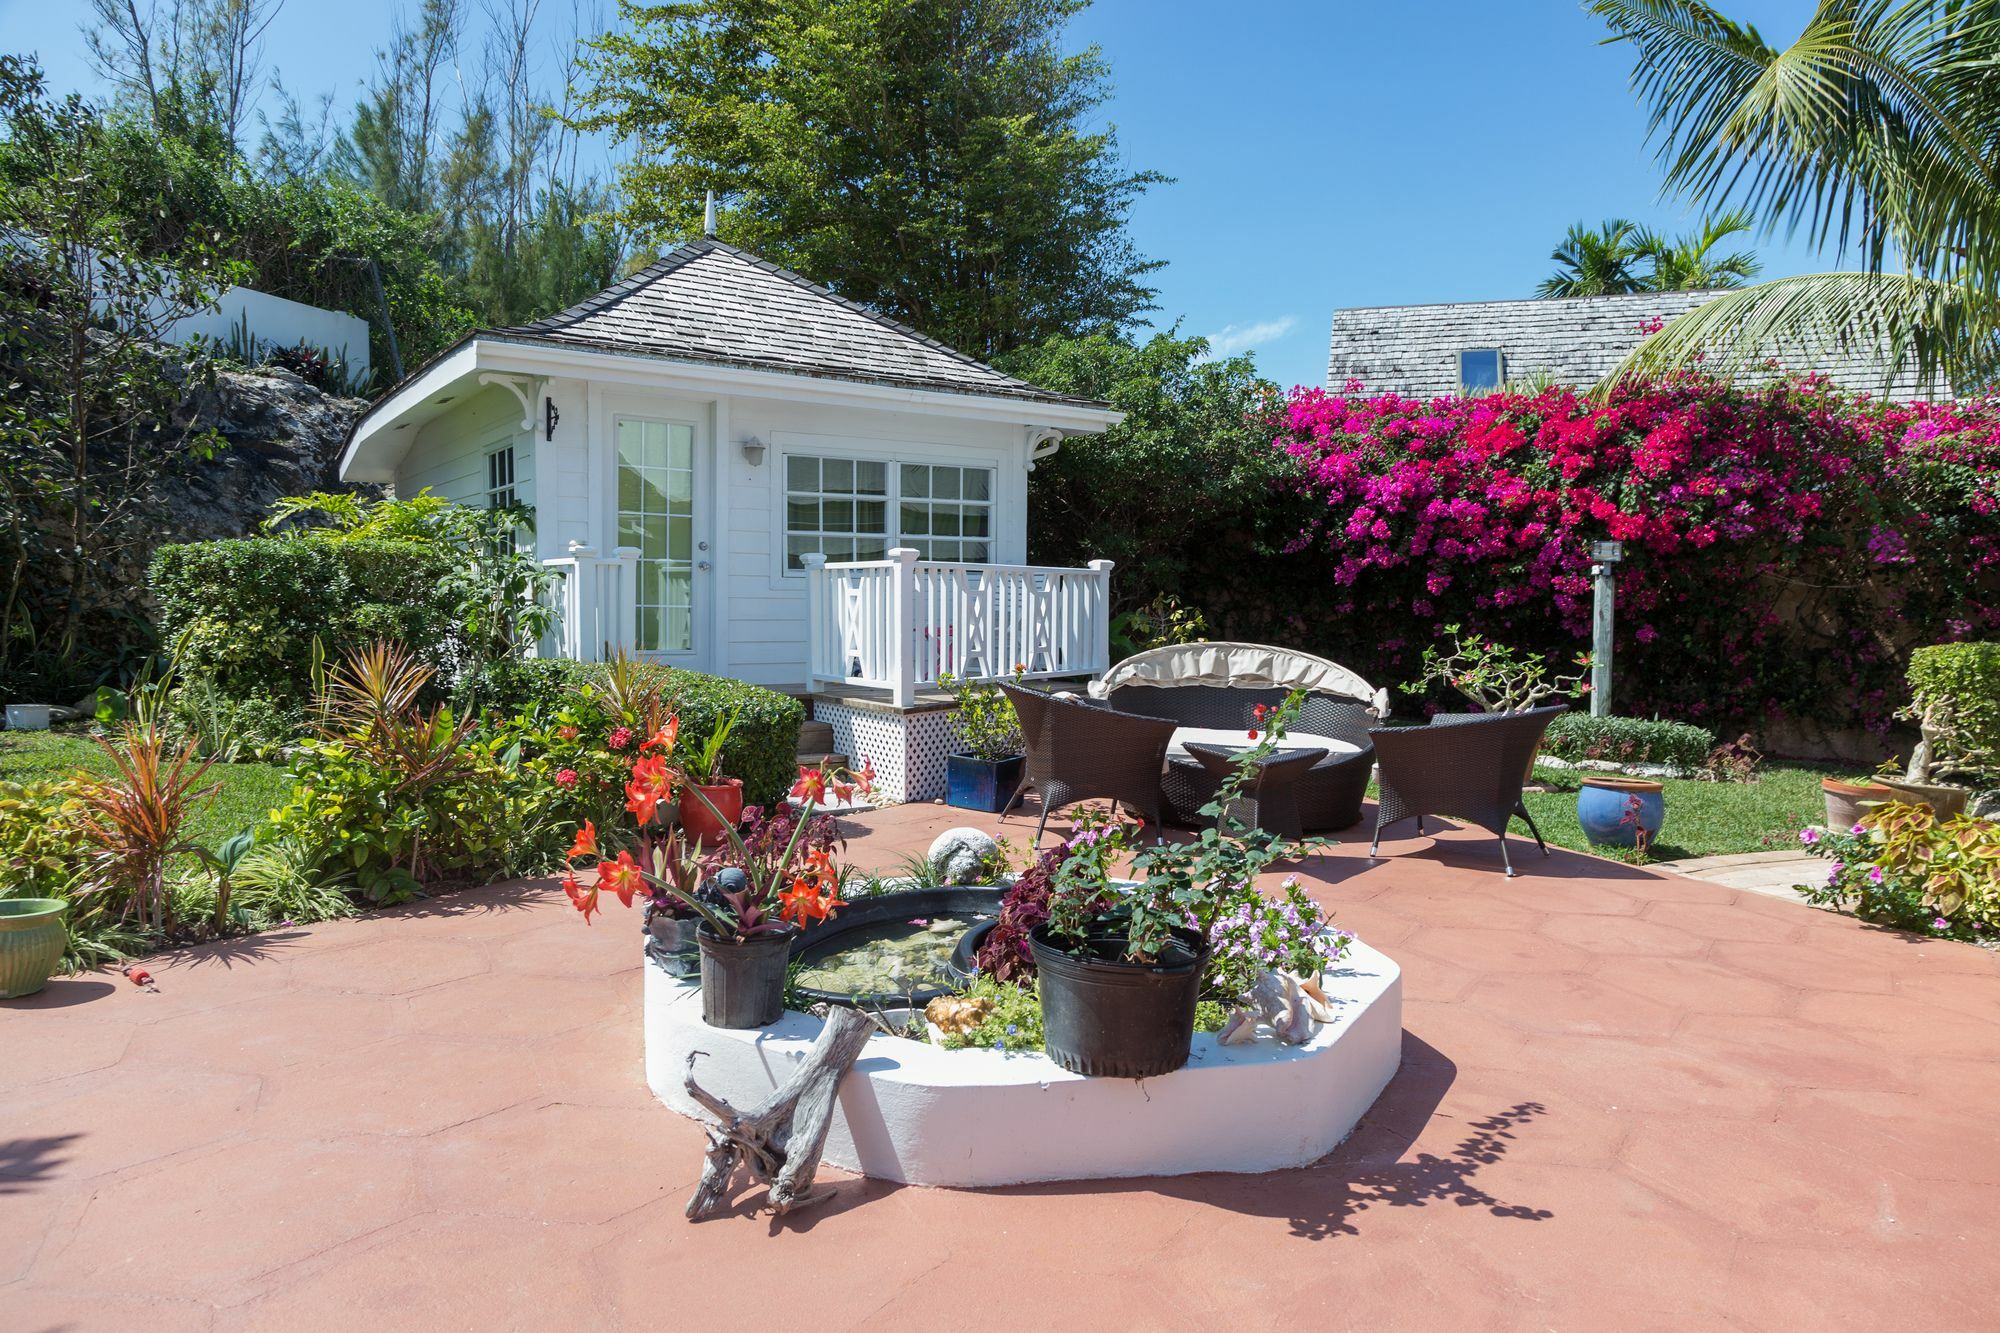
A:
[1201,316,1298,360]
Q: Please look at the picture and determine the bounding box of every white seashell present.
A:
[1217,1010,1259,1045]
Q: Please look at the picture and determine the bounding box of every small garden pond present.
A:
[788,887,1003,1008]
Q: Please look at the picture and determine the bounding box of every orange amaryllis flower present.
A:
[857,758,876,795]
[625,754,676,825]
[777,878,845,927]
[567,819,598,862]
[562,872,599,924]
[640,715,680,755]
[790,765,828,803]
[598,850,646,908]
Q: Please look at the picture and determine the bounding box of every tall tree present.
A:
[1591,0,2000,393]
[1634,207,1761,290]
[82,0,285,151]
[1538,219,1648,297]
[336,0,461,214]
[564,0,1165,358]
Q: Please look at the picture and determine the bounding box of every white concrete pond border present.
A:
[643,939,1404,1188]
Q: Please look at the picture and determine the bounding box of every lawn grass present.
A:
[0,727,291,853]
[1519,760,1836,862]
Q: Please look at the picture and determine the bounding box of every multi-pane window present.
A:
[782,455,995,569]
[1458,348,1505,394]
[485,444,517,508]
[784,455,890,570]
[899,463,992,562]
[616,418,695,653]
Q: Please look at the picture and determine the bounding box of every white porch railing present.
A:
[804,549,1114,706]
[540,542,639,663]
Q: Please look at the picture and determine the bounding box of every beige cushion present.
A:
[1090,641,1389,717]
[1165,726,1363,763]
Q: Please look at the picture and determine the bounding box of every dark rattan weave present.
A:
[1000,685,1178,844]
[1367,705,1564,877]
[1116,686,1378,833]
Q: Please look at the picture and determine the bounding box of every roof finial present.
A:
[703,190,717,240]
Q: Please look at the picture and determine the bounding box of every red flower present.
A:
[607,726,634,751]
[625,755,675,825]
[857,758,876,794]
[567,819,597,861]
[599,851,645,908]
[563,872,599,923]
[790,765,828,803]
[556,726,579,741]
[554,768,578,788]
[640,716,680,754]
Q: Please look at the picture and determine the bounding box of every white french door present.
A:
[614,414,702,664]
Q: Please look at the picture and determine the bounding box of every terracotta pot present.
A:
[1877,777,1970,821]
[678,778,744,847]
[1822,778,1894,833]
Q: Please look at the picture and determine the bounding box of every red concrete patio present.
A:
[5,801,1998,1331]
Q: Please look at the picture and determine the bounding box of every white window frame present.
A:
[781,454,894,572]
[895,461,995,564]
[1457,348,1506,395]
[484,440,518,509]
[777,447,1000,575]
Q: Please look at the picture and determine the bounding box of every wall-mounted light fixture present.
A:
[740,435,767,466]
[544,396,560,442]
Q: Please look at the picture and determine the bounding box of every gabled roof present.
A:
[493,237,1103,409]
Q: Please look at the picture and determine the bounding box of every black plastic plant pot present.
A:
[1028,925,1210,1078]
[697,924,797,1029]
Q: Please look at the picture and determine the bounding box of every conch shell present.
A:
[925,994,994,1036]
[1247,970,1322,1045]
[1217,1009,1259,1045]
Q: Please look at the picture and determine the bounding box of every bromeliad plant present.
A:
[561,723,850,941]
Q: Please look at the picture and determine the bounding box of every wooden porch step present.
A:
[797,751,849,771]
[797,720,835,755]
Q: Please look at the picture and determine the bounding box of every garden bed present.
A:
[642,937,1403,1188]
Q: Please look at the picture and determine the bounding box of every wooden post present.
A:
[1589,542,1622,718]
[888,547,920,707]
[801,552,827,688]
[1086,558,1115,676]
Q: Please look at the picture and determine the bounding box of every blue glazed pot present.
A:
[1576,778,1666,849]
[945,752,1026,814]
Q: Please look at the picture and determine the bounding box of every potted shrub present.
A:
[675,707,744,845]
[1883,643,2000,822]
[562,721,852,1029]
[1025,699,1330,1077]
[938,670,1025,813]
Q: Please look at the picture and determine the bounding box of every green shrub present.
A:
[547,661,804,807]
[1541,713,1717,771]
[149,537,459,714]
[1907,642,2000,782]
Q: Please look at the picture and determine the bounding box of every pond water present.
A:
[792,914,987,999]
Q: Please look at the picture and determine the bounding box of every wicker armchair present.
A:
[1367,705,1564,877]
[1000,684,1179,845]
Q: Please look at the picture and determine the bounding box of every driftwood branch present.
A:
[683,1005,876,1219]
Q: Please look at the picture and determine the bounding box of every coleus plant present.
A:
[561,719,856,940]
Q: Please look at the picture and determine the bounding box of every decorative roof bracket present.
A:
[478,372,538,431]
[1027,426,1064,472]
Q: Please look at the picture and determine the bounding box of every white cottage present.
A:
[339,238,1124,798]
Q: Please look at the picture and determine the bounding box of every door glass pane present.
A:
[617,418,696,653]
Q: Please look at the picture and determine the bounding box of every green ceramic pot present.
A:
[0,899,69,999]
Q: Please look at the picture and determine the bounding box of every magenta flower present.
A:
[1798,827,1821,846]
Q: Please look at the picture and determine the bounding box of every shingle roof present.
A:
[496,238,1103,408]
[1326,290,1930,399]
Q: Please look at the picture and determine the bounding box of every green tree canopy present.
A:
[1538,219,1649,297]
[566,0,1165,359]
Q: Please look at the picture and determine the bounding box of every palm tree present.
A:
[1590,0,2000,394]
[1634,207,1763,290]
[1538,219,1648,297]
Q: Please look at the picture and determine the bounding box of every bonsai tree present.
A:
[1904,643,2000,788]
[1415,625,1591,713]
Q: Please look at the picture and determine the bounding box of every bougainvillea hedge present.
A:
[1198,376,2000,736]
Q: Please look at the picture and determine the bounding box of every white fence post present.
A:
[1086,558,1115,676]
[801,553,828,686]
[888,547,920,707]
[566,542,598,662]
[610,546,641,660]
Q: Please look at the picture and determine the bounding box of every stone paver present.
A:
[4,798,1999,1331]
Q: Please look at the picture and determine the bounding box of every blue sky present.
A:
[3,0,1830,389]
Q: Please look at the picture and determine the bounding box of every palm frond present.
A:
[1600,268,1994,395]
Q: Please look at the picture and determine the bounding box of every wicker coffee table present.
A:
[1180,742,1329,838]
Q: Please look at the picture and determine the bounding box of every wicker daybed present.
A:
[1088,642,1389,832]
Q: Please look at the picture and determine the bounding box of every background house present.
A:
[1325,290,1926,398]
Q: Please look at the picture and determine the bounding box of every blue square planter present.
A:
[946,752,1026,814]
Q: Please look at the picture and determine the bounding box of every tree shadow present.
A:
[0,1134,82,1192]
[989,1033,1554,1241]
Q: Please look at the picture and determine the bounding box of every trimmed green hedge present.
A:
[1541,712,1716,771]
[487,658,805,808]
[1908,641,2000,781]
[149,537,460,714]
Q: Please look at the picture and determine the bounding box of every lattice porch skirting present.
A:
[810,699,963,803]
